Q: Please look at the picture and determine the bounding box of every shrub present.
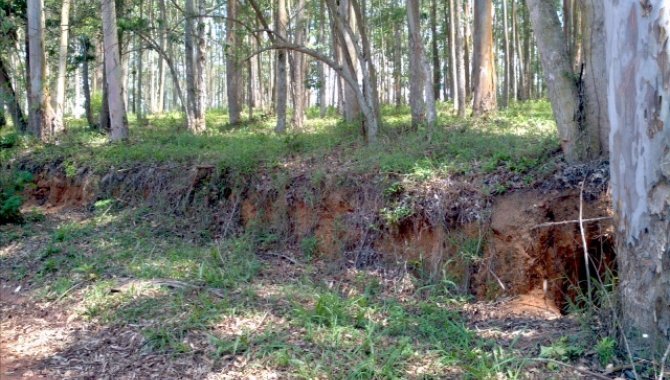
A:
[0,170,34,224]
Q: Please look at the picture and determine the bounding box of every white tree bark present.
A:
[606,0,670,352]
[102,0,129,141]
[274,0,288,132]
[406,0,436,129]
[406,0,426,127]
[27,0,59,141]
[54,0,71,130]
[526,0,581,162]
[580,0,609,156]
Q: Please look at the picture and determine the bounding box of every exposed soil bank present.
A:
[22,161,614,312]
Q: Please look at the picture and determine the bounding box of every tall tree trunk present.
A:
[580,0,608,156]
[605,1,670,354]
[464,0,472,100]
[407,0,426,127]
[54,0,71,131]
[194,0,206,131]
[501,0,510,108]
[136,35,144,121]
[334,0,361,124]
[80,36,96,129]
[520,1,532,101]
[156,0,166,113]
[393,23,402,107]
[27,0,59,141]
[100,58,111,132]
[0,57,27,133]
[430,0,440,101]
[526,0,582,162]
[317,1,327,117]
[102,0,129,141]
[406,0,435,129]
[454,0,466,117]
[274,0,288,132]
[184,0,199,130]
[0,57,27,132]
[449,0,458,108]
[290,0,307,130]
[511,0,521,100]
[471,0,496,115]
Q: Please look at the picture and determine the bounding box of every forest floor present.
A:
[2,208,606,379]
[0,103,639,378]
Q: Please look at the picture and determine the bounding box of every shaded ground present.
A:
[1,208,624,379]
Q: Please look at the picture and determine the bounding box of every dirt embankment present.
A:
[22,161,614,313]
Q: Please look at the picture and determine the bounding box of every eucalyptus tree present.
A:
[605,0,670,355]
[471,0,496,115]
[27,0,59,140]
[101,0,129,141]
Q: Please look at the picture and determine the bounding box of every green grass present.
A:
[0,101,570,377]
[0,205,537,378]
[4,101,558,184]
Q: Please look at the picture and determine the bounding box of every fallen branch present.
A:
[531,358,612,380]
[112,278,227,299]
[531,216,612,229]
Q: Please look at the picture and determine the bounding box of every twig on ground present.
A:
[531,358,611,380]
[49,280,88,305]
[262,251,298,264]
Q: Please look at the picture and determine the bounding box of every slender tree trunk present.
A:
[526,0,582,162]
[605,1,670,354]
[274,0,288,132]
[406,0,435,129]
[520,2,532,101]
[27,0,59,141]
[393,23,402,107]
[512,0,521,100]
[102,0,129,141]
[449,0,458,108]
[194,0,206,131]
[54,0,71,131]
[100,58,110,132]
[430,0,440,101]
[156,0,166,113]
[0,57,27,132]
[471,0,496,115]
[184,0,198,130]
[501,0,510,108]
[290,0,307,130]
[464,0,472,100]
[317,2,327,117]
[455,0,466,117]
[136,35,144,121]
[80,36,96,129]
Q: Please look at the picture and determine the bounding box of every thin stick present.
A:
[531,358,611,380]
[531,216,612,229]
[579,180,592,303]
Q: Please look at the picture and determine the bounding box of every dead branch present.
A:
[531,216,612,229]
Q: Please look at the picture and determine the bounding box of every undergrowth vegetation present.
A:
[0,206,544,378]
[2,101,558,182]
